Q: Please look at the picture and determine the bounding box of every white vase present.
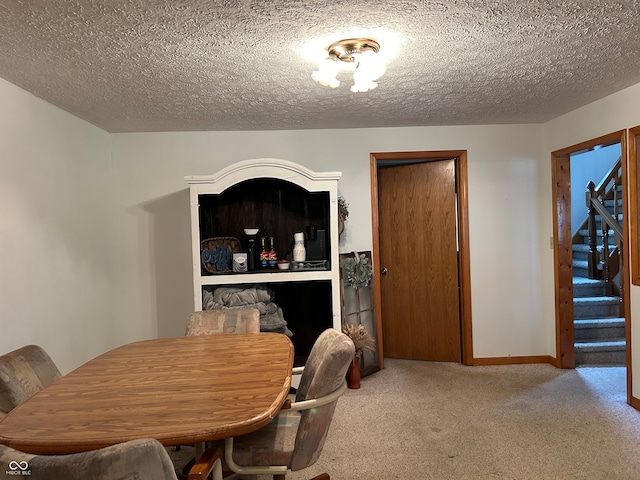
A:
[293,232,306,262]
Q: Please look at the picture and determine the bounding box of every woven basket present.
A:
[201,237,241,274]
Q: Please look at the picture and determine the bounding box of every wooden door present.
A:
[378,159,461,361]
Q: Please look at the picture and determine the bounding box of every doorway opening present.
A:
[570,143,625,366]
[551,130,631,401]
[370,151,473,367]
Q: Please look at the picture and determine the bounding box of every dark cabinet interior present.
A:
[198,178,331,272]
[269,281,333,366]
[203,281,333,366]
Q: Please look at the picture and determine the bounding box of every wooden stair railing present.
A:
[584,156,624,316]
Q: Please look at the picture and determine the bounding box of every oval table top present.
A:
[0,333,294,454]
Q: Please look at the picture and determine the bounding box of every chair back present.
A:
[0,345,62,417]
[185,308,261,336]
[0,438,178,480]
[290,328,355,471]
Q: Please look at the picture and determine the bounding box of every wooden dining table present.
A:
[0,333,294,454]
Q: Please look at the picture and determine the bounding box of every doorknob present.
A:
[381,267,388,275]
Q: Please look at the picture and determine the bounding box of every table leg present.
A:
[195,441,205,460]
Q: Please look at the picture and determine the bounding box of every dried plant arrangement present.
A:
[338,196,349,220]
[343,323,376,357]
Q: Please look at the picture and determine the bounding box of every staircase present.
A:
[572,187,625,366]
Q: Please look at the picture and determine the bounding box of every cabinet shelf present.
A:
[198,269,334,286]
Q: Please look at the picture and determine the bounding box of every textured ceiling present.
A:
[1,0,639,133]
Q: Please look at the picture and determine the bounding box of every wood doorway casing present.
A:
[370,151,473,368]
[551,130,631,400]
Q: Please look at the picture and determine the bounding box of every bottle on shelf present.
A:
[293,232,306,262]
[259,236,268,268]
[246,235,257,271]
[268,236,277,267]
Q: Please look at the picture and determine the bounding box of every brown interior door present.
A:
[378,159,461,362]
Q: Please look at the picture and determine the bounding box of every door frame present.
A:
[551,130,630,394]
[370,150,473,368]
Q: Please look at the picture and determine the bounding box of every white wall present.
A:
[110,124,552,359]
[7,72,637,383]
[543,82,640,399]
[0,78,113,374]
[571,145,621,236]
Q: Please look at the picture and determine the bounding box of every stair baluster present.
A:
[618,242,625,317]
[586,181,599,279]
[613,178,619,219]
[601,202,611,294]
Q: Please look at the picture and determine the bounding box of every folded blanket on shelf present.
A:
[204,298,278,316]
[202,287,292,337]
[212,286,273,306]
[260,307,293,336]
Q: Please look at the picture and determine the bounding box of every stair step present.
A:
[571,244,616,261]
[572,277,605,297]
[574,340,626,365]
[575,317,625,329]
[596,213,623,223]
[572,259,602,273]
[575,340,626,351]
[572,261,589,278]
[574,317,625,341]
[573,296,620,319]
[604,199,623,207]
[574,296,619,305]
[572,276,604,284]
[578,229,616,243]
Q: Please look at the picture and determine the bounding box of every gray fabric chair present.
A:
[178,307,261,477]
[0,344,62,419]
[221,328,355,480]
[185,308,261,335]
[0,438,223,480]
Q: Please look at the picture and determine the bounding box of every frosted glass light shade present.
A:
[312,58,340,88]
[357,50,386,80]
[311,38,388,92]
[350,51,385,92]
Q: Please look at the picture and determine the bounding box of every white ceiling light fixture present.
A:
[312,38,386,93]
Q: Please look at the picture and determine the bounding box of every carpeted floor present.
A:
[169,359,640,479]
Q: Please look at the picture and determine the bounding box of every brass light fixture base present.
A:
[327,38,380,63]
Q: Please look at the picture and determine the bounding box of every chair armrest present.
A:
[286,380,347,412]
[221,381,347,478]
[187,446,224,480]
[292,366,305,375]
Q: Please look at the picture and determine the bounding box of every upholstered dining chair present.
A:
[220,328,355,480]
[0,344,61,419]
[185,308,261,336]
[0,438,224,480]
[176,307,261,478]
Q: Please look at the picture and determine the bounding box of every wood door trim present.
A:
[628,126,640,286]
[551,130,629,390]
[551,152,574,369]
[370,150,473,367]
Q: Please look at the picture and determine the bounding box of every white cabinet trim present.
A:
[185,158,342,193]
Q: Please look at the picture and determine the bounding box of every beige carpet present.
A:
[170,359,640,479]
